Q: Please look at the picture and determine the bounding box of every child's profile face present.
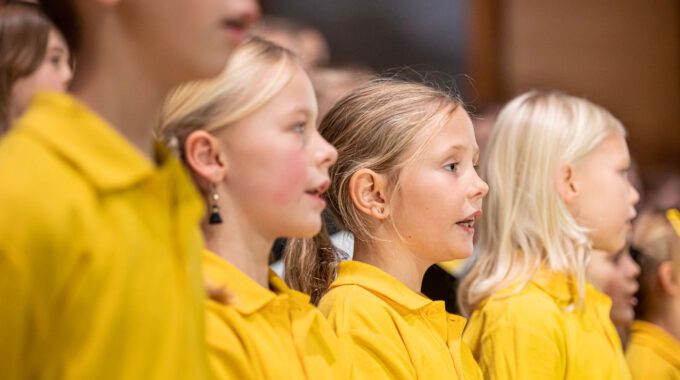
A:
[217,67,337,239]
[123,0,259,85]
[11,29,72,117]
[568,133,639,253]
[586,248,640,328]
[389,108,489,263]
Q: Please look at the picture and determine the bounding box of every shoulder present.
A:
[469,283,568,341]
[319,284,401,333]
[486,283,562,316]
[0,130,95,256]
[0,128,95,207]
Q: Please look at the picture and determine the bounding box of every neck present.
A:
[8,100,22,126]
[353,237,431,293]
[648,300,680,343]
[203,206,273,289]
[71,28,174,160]
[616,325,630,347]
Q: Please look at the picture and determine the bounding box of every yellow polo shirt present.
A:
[464,270,632,379]
[627,320,680,379]
[203,250,350,379]
[318,260,482,380]
[0,93,209,379]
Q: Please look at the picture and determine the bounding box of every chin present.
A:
[444,246,473,261]
[298,221,323,238]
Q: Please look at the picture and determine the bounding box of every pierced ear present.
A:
[348,169,389,220]
[556,162,578,204]
[658,261,680,297]
[184,130,227,184]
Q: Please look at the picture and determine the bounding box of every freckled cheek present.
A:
[267,150,309,204]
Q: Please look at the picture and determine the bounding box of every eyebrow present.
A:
[288,106,316,120]
[48,46,66,54]
[445,144,480,160]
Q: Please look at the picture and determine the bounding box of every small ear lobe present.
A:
[556,163,578,203]
[658,261,680,297]
[348,169,390,220]
[184,130,227,184]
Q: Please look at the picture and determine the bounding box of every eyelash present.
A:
[49,55,62,66]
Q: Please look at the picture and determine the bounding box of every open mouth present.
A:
[305,180,330,198]
[456,219,475,228]
[223,18,247,31]
[221,16,252,42]
[455,211,482,231]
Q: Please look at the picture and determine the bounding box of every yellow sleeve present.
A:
[626,343,676,380]
[0,175,88,379]
[451,338,484,379]
[322,288,416,380]
[204,305,254,380]
[338,327,414,380]
[476,323,566,379]
[0,240,29,379]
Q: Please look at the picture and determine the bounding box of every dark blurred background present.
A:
[262,0,679,179]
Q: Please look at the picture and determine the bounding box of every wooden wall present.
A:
[468,0,679,172]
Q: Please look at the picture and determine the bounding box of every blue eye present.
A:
[444,163,459,172]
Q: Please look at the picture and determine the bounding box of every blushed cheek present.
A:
[268,150,308,204]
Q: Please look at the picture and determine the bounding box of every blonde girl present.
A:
[458,91,640,379]
[159,37,347,380]
[627,208,680,379]
[286,78,487,379]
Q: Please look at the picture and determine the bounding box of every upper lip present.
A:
[223,18,247,30]
[456,210,482,226]
[306,179,330,196]
[222,10,258,32]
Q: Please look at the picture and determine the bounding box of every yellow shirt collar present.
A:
[17,92,165,191]
[331,260,434,311]
[202,250,310,315]
[631,320,680,368]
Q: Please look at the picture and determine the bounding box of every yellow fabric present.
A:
[627,320,680,379]
[438,259,467,274]
[203,250,350,380]
[318,260,483,380]
[464,270,632,379]
[0,93,209,379]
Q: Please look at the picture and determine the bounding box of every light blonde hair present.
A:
[284,78,464,304]
[458,91,626,315]
[633,208,680,318]
[158,36,300,194]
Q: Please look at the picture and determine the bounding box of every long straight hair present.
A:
[285,78,464,304]
[458,91,626,315]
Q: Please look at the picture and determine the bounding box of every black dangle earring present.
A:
[209,189,223,225]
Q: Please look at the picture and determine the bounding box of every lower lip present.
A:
[628,296,638,306]
[223,25,247,43]
[306,193,326,207]
[456,223,475,234]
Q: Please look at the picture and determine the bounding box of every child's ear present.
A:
[348,169,390,220]
[556,162,579,204]
[184,130,227,184]
[658,261,680,297]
